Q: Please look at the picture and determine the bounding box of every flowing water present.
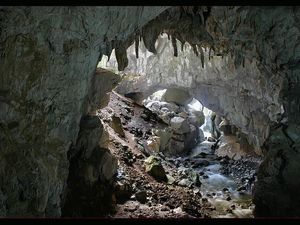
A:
[187,139,255,218]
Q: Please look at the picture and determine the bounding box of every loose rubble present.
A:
[98,91,262,218]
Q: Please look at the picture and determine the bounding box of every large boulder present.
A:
[146,136,161,152]
[188,113,205,128]
[170,117,190,134]
[110,115,125,138]
[211,112,222,139]
[144,100,179,125]
[153,123,199,157]
[162,88,192,106]
[215,135,251,160]
[186,103,205,127]
[86,68,121,114]
[184,124,200,150]
[219,118,232,135]
[153,127,173,151]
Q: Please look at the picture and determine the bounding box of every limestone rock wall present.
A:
[0,6,168,217]
[105,31,282,152]
[104,7,297,150]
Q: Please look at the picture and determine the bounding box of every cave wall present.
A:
[103,6,299,150]
[0,6,299,217]
[103,28,281,153]
[206,6,300,217]
[102,6,300,216]
[0,6,168,217]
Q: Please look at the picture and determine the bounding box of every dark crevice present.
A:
[276,149,287,185]
[282,125,298,153]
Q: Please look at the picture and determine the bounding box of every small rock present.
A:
[201,198,208,203]
[206,193,212,198]
[207,137,216,142]
[193,159,210,167]
[135,190,147,204]
[178,179,193,188]
[159,195,168,202]
[237,186,246,192]
[125,203,139,212]
[194,152,208,158]
[187,170,202,187]
[222,187,229,192]
[160,206,169,211]
[226,196,232,201]
[110,115,125,137]
[115,180,133,203]
[135,153,144,159]
[144,156,167,182]
[226,209,233,213]
[209,206,216,211]
[193,188,201,196]
[220,158,229,164]
[166,174,176,185]
[173,207,184,214]
[230,204,236,210]
[141,113,149,121]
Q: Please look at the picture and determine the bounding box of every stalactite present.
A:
[141,26,160,54]
[106,41,114,62]
[191,44,199,56]
[115,42,128,71]
[135,34,139,59]
[198,45,205,68]
[171,35,178,57]
[104,36,113,62]
[199,10,205,26]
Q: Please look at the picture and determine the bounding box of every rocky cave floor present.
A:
[97,91,262,218]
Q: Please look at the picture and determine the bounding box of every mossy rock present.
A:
[144,156,167,182]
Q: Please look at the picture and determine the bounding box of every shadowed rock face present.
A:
[0,6,168,217]
[62,115,118,216]
[0,6,300,217]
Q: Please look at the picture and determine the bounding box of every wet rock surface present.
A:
[99,91,261,218]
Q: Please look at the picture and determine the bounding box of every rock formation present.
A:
[0,6,168,217]
[101,6,300,217]
[0,6,300,217]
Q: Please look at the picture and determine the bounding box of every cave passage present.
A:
[1,6,299,218]
[79,34,264,218]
